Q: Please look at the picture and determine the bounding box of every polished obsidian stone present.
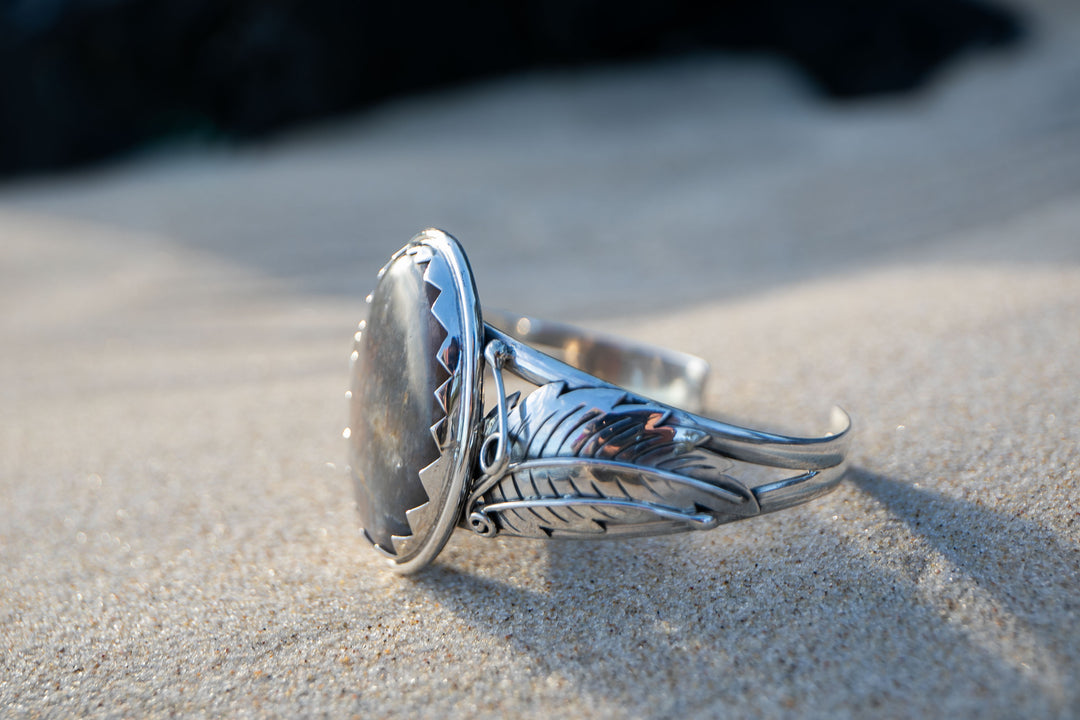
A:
[348,253,446,553]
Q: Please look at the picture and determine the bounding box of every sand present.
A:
[2,1,1078,717]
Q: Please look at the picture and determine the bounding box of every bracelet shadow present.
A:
[410,467,1078,714]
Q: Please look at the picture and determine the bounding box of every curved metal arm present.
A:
[485,309,711,413]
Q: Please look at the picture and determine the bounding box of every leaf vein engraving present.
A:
[476,384,758,538]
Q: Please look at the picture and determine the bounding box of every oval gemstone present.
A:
[348,251,447,554]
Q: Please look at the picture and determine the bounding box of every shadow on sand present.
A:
[409,467,1077,714]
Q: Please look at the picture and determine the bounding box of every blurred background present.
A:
[3,0,1072,317]
[0,0,1022,176]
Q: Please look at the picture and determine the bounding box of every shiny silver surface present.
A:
[468,327,851,539]
[349,229,851,571]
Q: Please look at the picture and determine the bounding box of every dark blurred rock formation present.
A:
[0,0,1022,176]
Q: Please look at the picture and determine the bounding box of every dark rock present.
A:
[0,0,1024,175]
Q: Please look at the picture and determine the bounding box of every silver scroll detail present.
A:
[465,382,761,539]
